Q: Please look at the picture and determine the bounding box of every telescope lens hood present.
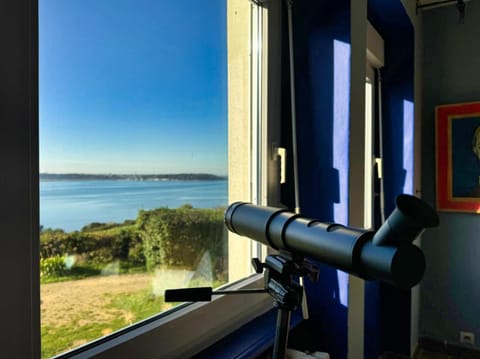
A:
[224,201,245,234]
[224,202,288,249]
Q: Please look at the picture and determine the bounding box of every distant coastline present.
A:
[40,173,227,182]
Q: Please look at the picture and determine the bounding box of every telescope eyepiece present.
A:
[396,194,439,227]
[372,194,439,247]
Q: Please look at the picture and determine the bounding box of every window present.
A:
[37,0,281,358]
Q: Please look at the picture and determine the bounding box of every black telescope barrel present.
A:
[225,203,377,282]
[225,195,438,289]
[268,212,374,274]
[359,241,426,289]
[224,202,287,249]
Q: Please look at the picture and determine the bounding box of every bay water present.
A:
[40,179,228,231]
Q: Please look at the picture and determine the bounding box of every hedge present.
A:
[40,205,227,280]
[136,205,226,274]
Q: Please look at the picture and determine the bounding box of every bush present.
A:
[39,205,227,279]
[81,222,126,232]
[137,206,226,274]
[40,256,68,278]
[40,224,145,268]
[39,228,67,258]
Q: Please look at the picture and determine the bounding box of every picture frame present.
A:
[436,101,480,213]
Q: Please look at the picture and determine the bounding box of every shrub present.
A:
[137,206,226,274]
[39,228,67,258]
[112,228,145,266]
[40,224,145,268]
[40,256,68,278]
[81,222,123,232]
[39,205,229,276]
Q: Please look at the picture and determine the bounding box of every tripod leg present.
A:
[272,308,291,359]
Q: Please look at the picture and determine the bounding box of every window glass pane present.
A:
[39,1,234,357]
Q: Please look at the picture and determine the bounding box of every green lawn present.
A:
[41,287,169,358]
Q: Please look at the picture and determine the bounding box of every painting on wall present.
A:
[436,101,480,213]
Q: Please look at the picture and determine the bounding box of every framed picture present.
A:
[436,101,480,212]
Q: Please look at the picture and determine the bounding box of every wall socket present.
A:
[460,331,475,345]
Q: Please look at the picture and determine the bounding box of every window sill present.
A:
[60,275,272,359]
[194,307,303,359]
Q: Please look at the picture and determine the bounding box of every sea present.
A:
[40,179,228,231]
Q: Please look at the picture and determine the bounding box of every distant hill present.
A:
[40,173,227,181]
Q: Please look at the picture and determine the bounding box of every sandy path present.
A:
[41,273,152,327]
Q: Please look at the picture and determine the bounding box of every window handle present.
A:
[276,147,287,184]
[375,157,383,179]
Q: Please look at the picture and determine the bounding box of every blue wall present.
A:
[366,2,415,357]
[282,1,415,358]
[285,1,351,357]
[421,2,480,344]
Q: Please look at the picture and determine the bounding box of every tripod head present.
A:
[252,252,318,310]
[165,251,317,359]
[164,251,317,308]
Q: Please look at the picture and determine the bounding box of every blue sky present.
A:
[39,0,227,175]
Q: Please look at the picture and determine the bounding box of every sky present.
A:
[39,0,227,175]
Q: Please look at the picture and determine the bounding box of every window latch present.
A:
[276,147,287,184]
[375,157,383,179]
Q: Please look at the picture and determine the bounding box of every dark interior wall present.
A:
[0,0,40,356]
[421,1,480,344]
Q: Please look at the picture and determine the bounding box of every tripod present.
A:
[165,251,318,359]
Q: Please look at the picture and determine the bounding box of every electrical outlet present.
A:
[460,331,475,345]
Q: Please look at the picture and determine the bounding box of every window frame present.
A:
[347,15,384,359]
[0,0,282,357]
[62,275,272,358]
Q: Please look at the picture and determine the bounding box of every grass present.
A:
[40,260,227,358]
[40,266,102,284]
[42,318,126,358]
[41,288,170,359]
[40,264,146,284]
[107,290,170,322]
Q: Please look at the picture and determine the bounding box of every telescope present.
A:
[166,194,438,359]
[224,194,439,289]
